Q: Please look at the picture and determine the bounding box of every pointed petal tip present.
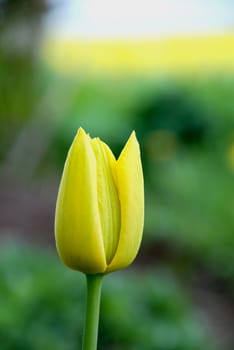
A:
[128,130,139,144]
[129,130,138,142]
[77,127,86,136]
[75,127,92,143]
[118,130,139,160]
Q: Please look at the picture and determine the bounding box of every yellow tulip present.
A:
[55,128,144,274]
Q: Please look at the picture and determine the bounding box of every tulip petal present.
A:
[55,128,106,274]
[91,138,120,264]
[106,132,144,272]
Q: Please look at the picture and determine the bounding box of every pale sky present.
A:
[45,0,234,39]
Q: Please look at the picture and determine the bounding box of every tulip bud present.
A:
[55,128,144,274]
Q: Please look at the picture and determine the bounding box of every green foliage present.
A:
[42,74,234,282]
[0,243,215,350]
[1,68,234,282]
[1,69,234,348]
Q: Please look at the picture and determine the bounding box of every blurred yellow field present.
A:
[43,33,234,75]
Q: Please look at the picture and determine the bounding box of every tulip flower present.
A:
[55,127,144,274]
[54,127,144,350]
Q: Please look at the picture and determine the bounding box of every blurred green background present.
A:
[0,1,234,349]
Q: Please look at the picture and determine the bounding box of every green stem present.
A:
[82,274,103,350]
